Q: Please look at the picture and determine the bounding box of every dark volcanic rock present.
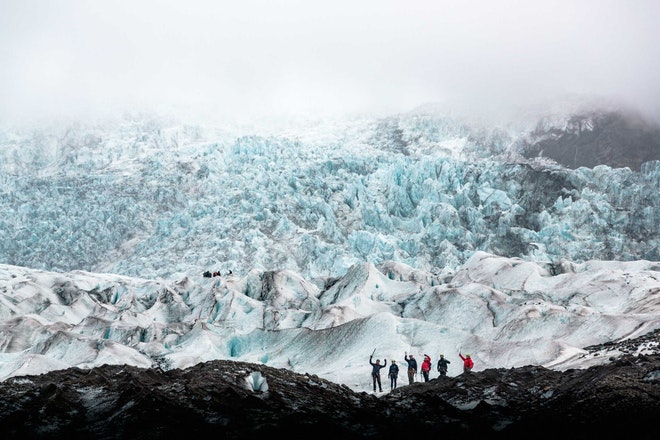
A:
[0,354,659,439]
[522,111,660,171]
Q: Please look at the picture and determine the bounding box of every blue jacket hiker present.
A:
[388,360,399,390]
[369,355,387,392]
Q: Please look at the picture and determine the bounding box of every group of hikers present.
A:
[369,351,474,392]
[202,269,233,278]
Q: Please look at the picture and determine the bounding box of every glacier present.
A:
[1,251,659,391]
[0,108,658,282]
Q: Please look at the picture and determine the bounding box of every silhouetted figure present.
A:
[369,356,387,392]
[437,354,451,376]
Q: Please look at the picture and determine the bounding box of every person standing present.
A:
[369,355,387,392]
[436,354,451,376]
[459,352,474,374]
[388,360,399,391]
[420,354,432,382]
[404,352,417,384]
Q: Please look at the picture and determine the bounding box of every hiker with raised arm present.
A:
[369,354,387,392]
[459,352,474,374]
[404,352,417,384]
[421,354,432,382]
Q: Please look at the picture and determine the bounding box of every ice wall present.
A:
[0,112,657,280]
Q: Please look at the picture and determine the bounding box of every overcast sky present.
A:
[1,0,660,123]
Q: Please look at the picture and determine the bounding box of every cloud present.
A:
[1,0,660,123]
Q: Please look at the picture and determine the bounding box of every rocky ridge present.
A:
[1,334,658,439]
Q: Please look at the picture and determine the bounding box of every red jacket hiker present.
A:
[459,353,474,373]
[420,354,432,382]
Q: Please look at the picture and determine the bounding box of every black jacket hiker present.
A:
[369,356,387,392]
[437,355,451,376]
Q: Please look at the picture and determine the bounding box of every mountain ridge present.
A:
[520,109,660,171]
[1,350,658,439]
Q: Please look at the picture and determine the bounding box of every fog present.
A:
[1,0,660,124]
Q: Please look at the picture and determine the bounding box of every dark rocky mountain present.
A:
[1,345,658,439]
[521,110,660,171]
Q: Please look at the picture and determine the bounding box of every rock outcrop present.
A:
[1,353,658,439]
